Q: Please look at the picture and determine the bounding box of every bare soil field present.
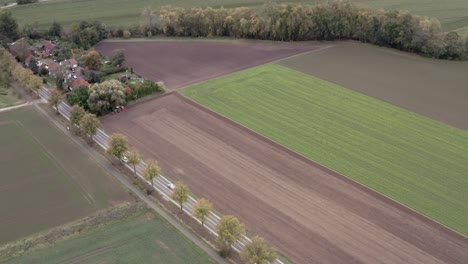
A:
[101,93,468,264]
[0,107,131,245]
[95,40,321,90]
[278,41,468,131]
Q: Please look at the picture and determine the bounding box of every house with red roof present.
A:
[69,77,90,90]
[42,40,57,57]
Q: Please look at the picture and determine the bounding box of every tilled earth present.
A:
[95,40,321,90]
[101,93,468,264]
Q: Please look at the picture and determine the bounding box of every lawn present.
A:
[0,106,130,245]
[0,89,22,108]
[183,64,468,236]
[10,0,468,31]
[4,212,215,264]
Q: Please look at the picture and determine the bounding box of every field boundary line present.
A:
[175,44,332,92]
[175,92,468,240]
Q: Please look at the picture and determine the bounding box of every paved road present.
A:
[33,103,227,264]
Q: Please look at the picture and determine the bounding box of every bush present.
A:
[17,0,38,5]
[125,80,161,101]
[98,65,127,77]
[123,30,131,39]
[0,88,7,95]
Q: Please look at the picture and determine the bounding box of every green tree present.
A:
[216,215,245,254]
[240,236,277,264]
[67,85,89,109]
[142,160,160,188]
[107,133,129,162]
[48,88,63,114]
[79,113,100,143]
[193,198,213,227]
[49,21,62,37]
[127,148,142,175]
[69,104,86,127]
[0,10,18,40]
[170,182,189,211]
[84,49,101,70]
[87,79,126,115]
[28,56,38,74]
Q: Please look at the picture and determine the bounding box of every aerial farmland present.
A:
[1,0,468,264]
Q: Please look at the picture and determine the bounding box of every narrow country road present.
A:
[32,103,227,264]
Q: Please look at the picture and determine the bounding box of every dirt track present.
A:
[101,93,468,264]
[95,40,320,90]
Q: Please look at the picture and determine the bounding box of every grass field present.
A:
[183,64,468,236]
[0,90,22,108]
[0,106,130,245]
[279,42,468,131]
[4,212,215,264]
[9,0,468,32]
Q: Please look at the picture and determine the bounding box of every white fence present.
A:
[38,88,284,264]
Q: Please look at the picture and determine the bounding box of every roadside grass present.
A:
[183,64,468,236]
[0,106,131,245]
[4,211,216,264]
[10,0,468,31]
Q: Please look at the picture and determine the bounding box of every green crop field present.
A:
[279,42,468,131]
[4,212,215,264]
[183,64,468,236]
[9,0,468,32]
[0,106,130,245]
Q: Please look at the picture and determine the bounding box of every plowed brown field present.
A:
[95,40,321,89]
[101,93,468,264]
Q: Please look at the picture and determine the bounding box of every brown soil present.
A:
[101,93,468,264]
[95,40,321,90]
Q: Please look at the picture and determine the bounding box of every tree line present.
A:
[139,1,467,60]
[0,47,42,92]
[2,1,467,60]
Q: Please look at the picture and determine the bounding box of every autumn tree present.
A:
[69,104,86,127]
[127,148,142,175]
[142,159,160,188]
[79,113,100,143]
[84,49,101,70]
[48,88,63,114]
[106,133,128,161]
[170,182,189,212]
[240,236,277,264]
[193,198,213,227]
[141,6,157,34]
[110,48,125,65]
[216,215,245,255]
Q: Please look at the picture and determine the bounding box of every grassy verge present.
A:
[183,64,468,236]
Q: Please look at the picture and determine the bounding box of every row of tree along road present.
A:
[44,92,279,264]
